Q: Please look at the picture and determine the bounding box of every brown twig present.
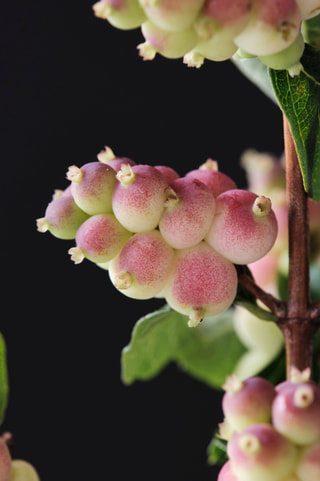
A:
[279,116,318,377]
[236,265,286,318]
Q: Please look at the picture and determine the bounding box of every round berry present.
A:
[272,380,320,445]
[227,423,298,481]
[66,161,117,215]
[112,164,168,232]
[68,213,131,264]
[222,375,276,432]
[164,241,238,327]
[159,177,216,249]
[36,195,89,240]
[108,230,175,299]
[205,189,278,265]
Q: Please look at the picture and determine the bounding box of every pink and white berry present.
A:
[234,0,302,57]
[66,161,116,215]
[205,189,278,265]
[108,230,175,299]
[36,195,89,240]
[164,241,238,327]
[185,159,237,197]
[296,440,320,481]
[68,213,131,264]
[97,145,136,172]
[272,379,320,445]
[159,177,216,249]
[222,374,276,432]
[217,460,241,481]
[227,423,298,481]
[112,164,168,232]
[138,20,199,60]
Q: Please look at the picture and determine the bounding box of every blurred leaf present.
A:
[0,334,8,425]
[302,14,320,49]
[207,430,228,466]
[121,305,247,388]
[269,44,320,200]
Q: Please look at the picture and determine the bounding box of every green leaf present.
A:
[121,305,247,388]
[302,14,320,49]
[0,334,9,425]
[269,44,320,200]
[207,430,228,466]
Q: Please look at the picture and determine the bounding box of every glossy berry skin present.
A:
[36,195,89,240]
[272,380,320,445]
[159,177,216,249]
[227,423,298,481]
[68,213,131,264]
[108,230,175,299]
[205,189,278,265]
[112,164,168,232]
[222,376,276,432]
[296,440,320,481]
[67,161,117,215]
[164,241,238,326]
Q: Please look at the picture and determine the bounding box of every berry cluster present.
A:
[92,0,320,71]
[218,368,320,481]
[36,147,278,326]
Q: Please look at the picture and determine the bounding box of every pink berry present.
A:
[217,460,241,481]
[68,213,131,264]
[205,189,278,265]
[66,161,117,215]
[108,230,175,299]
[222,375,276,432]
[97,145,136,172]
[234,0,302,56]
[164,241,238,327]
[227,423,298,481]
[272,380,320,445]
[185,159,237,197]
[138,20,199,60]
[154,165,180,184]
[159,177,216,249]
[36,195,89,240]
[296,440,320,481]
[139,0,205,32]
[112,164,168,232]
[92,0,147,29]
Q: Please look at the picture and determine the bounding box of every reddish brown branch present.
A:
[236,265,286,318]
[280,116,316,377]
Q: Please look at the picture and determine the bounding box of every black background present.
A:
[1,2,284,480]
